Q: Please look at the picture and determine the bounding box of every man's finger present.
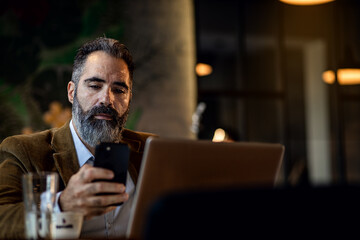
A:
[83,193,129,207]
[78,165,115,183]
[84,182,126,195]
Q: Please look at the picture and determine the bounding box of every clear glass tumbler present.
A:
[22,172,58,239]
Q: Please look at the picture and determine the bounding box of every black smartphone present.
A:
[93,142,130,186]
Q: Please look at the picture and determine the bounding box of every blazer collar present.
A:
[119,136,142,153]
[51,121,79,187]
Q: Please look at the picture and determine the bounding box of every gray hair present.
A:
[71,37,134,88]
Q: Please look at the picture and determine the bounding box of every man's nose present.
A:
[99,88,115,106]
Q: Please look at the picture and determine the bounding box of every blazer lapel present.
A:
[51,121,80,188]
[120,135,142,185]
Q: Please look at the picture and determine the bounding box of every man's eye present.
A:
[113,89,126,94]
[89,85,101,89]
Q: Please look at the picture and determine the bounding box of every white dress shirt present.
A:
[55,120,135,238]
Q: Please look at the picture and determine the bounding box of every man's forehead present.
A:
[81,51,130,79]
[85,51,125,66]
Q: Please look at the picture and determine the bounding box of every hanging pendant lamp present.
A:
[279,0,334,5]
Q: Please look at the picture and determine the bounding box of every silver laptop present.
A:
[126,137,285,239]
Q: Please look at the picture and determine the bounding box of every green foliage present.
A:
[0,78,28,122]
[0,0,144,140]
[81,1,107,37]
[0,79,25,140]
[125,108,143,131]
[0,98,24,142]
[0,0,128,139]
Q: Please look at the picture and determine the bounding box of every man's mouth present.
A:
[94,113,113,120]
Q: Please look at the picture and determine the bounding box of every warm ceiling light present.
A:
[279,0,334,5]
[338,69,360,85]
[322,69,360,85]
[212,128,226,142]
[322,70,335,84]
[196,63,213,77]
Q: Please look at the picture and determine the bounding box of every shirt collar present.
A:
[69,119,94,167]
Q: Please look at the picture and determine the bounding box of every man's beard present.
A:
[72,94,129,148]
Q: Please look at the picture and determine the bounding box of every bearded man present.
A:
[0,37,156,239]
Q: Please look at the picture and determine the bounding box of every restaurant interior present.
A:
[1,0,360,238]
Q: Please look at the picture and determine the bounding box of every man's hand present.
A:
[59,164,128,220]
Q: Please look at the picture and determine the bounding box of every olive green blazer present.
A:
[0,121,155,239]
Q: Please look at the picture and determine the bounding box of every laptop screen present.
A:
[126,137,285,239]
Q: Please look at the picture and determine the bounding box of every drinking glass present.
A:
[22,172,58,239]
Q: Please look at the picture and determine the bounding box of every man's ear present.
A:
[67,81,75,104]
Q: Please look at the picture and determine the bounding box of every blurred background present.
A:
[1,0,360,187]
